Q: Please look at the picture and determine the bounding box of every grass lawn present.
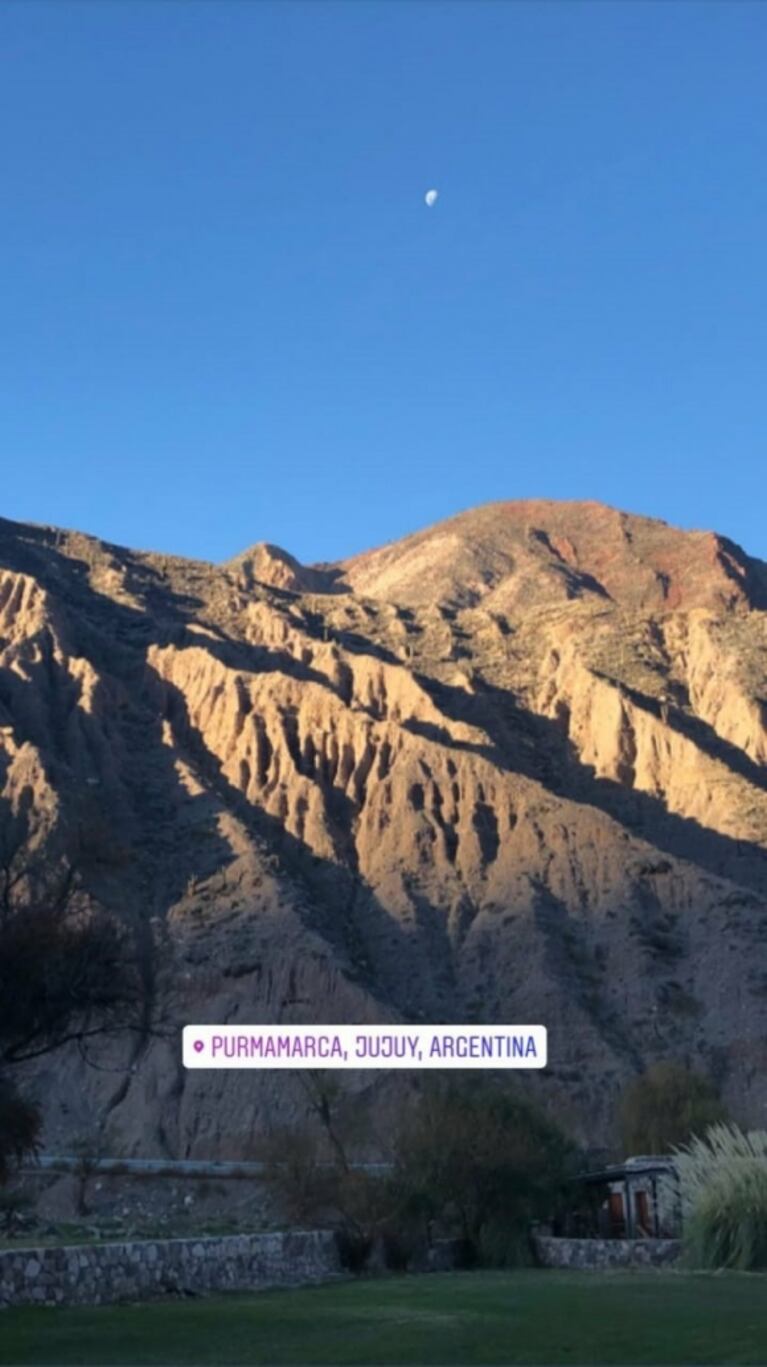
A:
[1,1269,766,1366]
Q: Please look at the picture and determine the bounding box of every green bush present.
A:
[256,1077,576,1272]
[391,1078,577,1265]
[0,1075,40,1184]
[675,1124,767,1270]
[334,1227,373,1273]
[476,1218,538,1268]
[618,1062,727,1156]
[0,1184,34,1232]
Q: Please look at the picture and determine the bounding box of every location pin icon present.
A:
[193,1040,204,1054]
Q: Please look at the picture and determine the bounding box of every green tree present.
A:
[392,1078,577,1264]
[619,1061,727,1156]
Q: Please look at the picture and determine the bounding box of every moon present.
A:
[424,189,439,208]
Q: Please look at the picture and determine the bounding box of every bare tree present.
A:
[0,814,146,1067]
[0,1076,40,1183]
[0,802,152,1180]
[295,1071,355,1174]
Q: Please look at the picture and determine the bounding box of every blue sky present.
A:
[2,1,766,564]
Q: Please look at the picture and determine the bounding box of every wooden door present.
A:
[635,1189,651,1236]
[608,1191,626,1237]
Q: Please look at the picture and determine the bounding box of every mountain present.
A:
[2,500,767,1156]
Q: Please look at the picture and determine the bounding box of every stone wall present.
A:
[0,1229,340,1308]
[534,1235,681,1270]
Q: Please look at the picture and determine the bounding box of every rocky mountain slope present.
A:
[2,500,766,1155]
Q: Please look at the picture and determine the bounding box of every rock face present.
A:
[1,501,767,1155]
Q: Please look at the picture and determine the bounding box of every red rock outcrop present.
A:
[2,503,766,1155]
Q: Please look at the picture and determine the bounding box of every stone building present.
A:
[578,1155,681,1239]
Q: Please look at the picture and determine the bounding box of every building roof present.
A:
[577,1155,677,1185]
